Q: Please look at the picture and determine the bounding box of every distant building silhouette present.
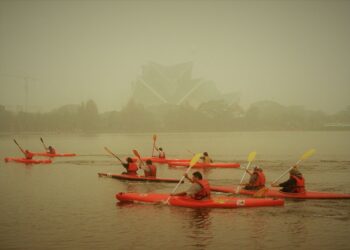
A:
[130,62,239,108]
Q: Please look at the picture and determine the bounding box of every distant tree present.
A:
[117,100,157,132]
[79,99,99,131]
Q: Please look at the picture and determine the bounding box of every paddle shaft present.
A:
[13,139,25,154]
[165,153,202,204]
[236,151,256,194]
[272,159,302,184]
[104,147,124,164]
[133,149,145,166]
[187,149,195,155]
[40,137,48,151]
[236,161,253,194]
[272,149,315,184]
[151,135,157,157]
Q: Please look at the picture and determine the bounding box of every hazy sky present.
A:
[0,0,349,113]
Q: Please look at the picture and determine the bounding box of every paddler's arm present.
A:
[122,163,129,170]
[184,173,193,183]
[170,192,187,196]
[246,169,253,176]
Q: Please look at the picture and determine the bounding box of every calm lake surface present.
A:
[0,131,349,250]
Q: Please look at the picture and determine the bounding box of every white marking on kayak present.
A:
[236,200,245,206]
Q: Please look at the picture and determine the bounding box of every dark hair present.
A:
[203,152,208,156]
[146,159,152,165]
[159,147,163,151]
[126,157,133,163]
[192,171,203,180]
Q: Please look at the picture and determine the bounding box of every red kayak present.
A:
[32,152,76,157]
[98,173,184,183]
[168,161,240,169]
[116,192,284,208]
[210,185,350,199]
[132,157,190,164]
[4,157,52,164]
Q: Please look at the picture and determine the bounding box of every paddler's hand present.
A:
[271,182,279,187]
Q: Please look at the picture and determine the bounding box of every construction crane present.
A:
[0,73,37,112]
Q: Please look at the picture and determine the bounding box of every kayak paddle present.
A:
[164,153,202,204]
[13,139,25,155]
[186,149,195,155]
[236,151,257,194]
[40,137,48,151]
[104,147,124,164]
[271,148,316,185]
[151,134,157,157]
[132,149,145,166]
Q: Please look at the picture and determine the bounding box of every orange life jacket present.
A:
[158,151,166,159]
[144,164,157,177]
[290,175,306,193]
[193,179,211,200]
[48,148,56,154]
[25,151,34,160]
[127,162,138,175]
[202,156,212,163]
[251,171,266,188]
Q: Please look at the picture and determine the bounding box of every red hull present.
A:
[98,173,183,183]
[4,157,52,164]
[116,192,284,208]
[132,157,190,164]
[210,185,350,199]
[168,161,240,169]
[32,152,76,157]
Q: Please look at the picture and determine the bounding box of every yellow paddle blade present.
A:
[247,151,257,162]
[300,149,316,161]
[132,149,141,159]
[189,153,202,167]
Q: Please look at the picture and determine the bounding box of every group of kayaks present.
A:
[4,152,77,164]
[133,156,241,169]
[110,147,350,208]
[5,137,350,210]
[4,138,77,164]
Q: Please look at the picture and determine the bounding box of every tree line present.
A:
[0,99,349,132]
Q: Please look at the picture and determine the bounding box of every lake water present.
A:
[0,131,349,249]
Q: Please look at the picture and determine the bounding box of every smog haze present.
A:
[1,0,349,114]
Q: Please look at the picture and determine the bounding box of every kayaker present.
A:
[244,166,266,190]
[154,146,166,158]
[23,149,34,160]
[139,159,157,177]
[47,146,56,154]
[271,167,305,193]
[121,157,138,176]
[171,171,211,200]
[200,152,213,163]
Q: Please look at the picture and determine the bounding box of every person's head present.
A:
[203,152,208,156]
[289,168,301,176]
[159,147,163,151]
[48,146,53,150]
[253,166,260,172]
[126,157,133,163]
[192,171,203,180]
[146,159,152,165]
[25,149,29,154]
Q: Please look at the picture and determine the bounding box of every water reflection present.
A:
[170,207,213,250]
